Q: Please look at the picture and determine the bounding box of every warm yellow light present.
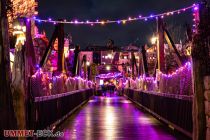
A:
[106,66,111,70]
[122,20,126,24]
[186,46,191,56]
[22,26,26,32]
[7,0,38,34]
[13,25,26,35]
[86,61,90,66]
[13,30,24,35]
[64,47,69,58]
[101,21,105,25]
[10,52,14,70]
[151,36,158,45]
[107,54,112,59]
[15,35,26,46]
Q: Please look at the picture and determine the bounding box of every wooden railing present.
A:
[28,89,94,130]
[124,88,193,138]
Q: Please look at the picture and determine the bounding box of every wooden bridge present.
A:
[1,1,210,140]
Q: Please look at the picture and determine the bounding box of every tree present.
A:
[0,0,17,136]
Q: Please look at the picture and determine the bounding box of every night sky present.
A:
[38,0,197,48]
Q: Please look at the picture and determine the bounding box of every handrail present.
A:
[34,88,93,102]
[127,88,193,101]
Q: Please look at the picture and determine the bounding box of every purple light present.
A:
[30,4,194,26]
[36,64,40,69]
[193,6,198,11]
[74,20,78,24]
[27,18,30,22]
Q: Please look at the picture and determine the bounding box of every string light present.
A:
[192,4,199,33]
[158,62,191,78]
[31,4,197,25]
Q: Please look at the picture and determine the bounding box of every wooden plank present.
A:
[57,96,190,139]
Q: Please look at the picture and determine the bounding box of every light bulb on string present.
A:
[101,21,105,25]
[150,15,154,18]
[122,20,126,24]
[32,4,197,26]
[74,20,78,24]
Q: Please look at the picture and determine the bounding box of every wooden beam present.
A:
[82,55,87,79]
[157,18,165,72]
[73,45,80,76]
[40,25,58,67]
[192,2,210,140]
[164,29,184,66]
[25,18,37,130]
[57,22,65,72]
[141,45,149,76]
